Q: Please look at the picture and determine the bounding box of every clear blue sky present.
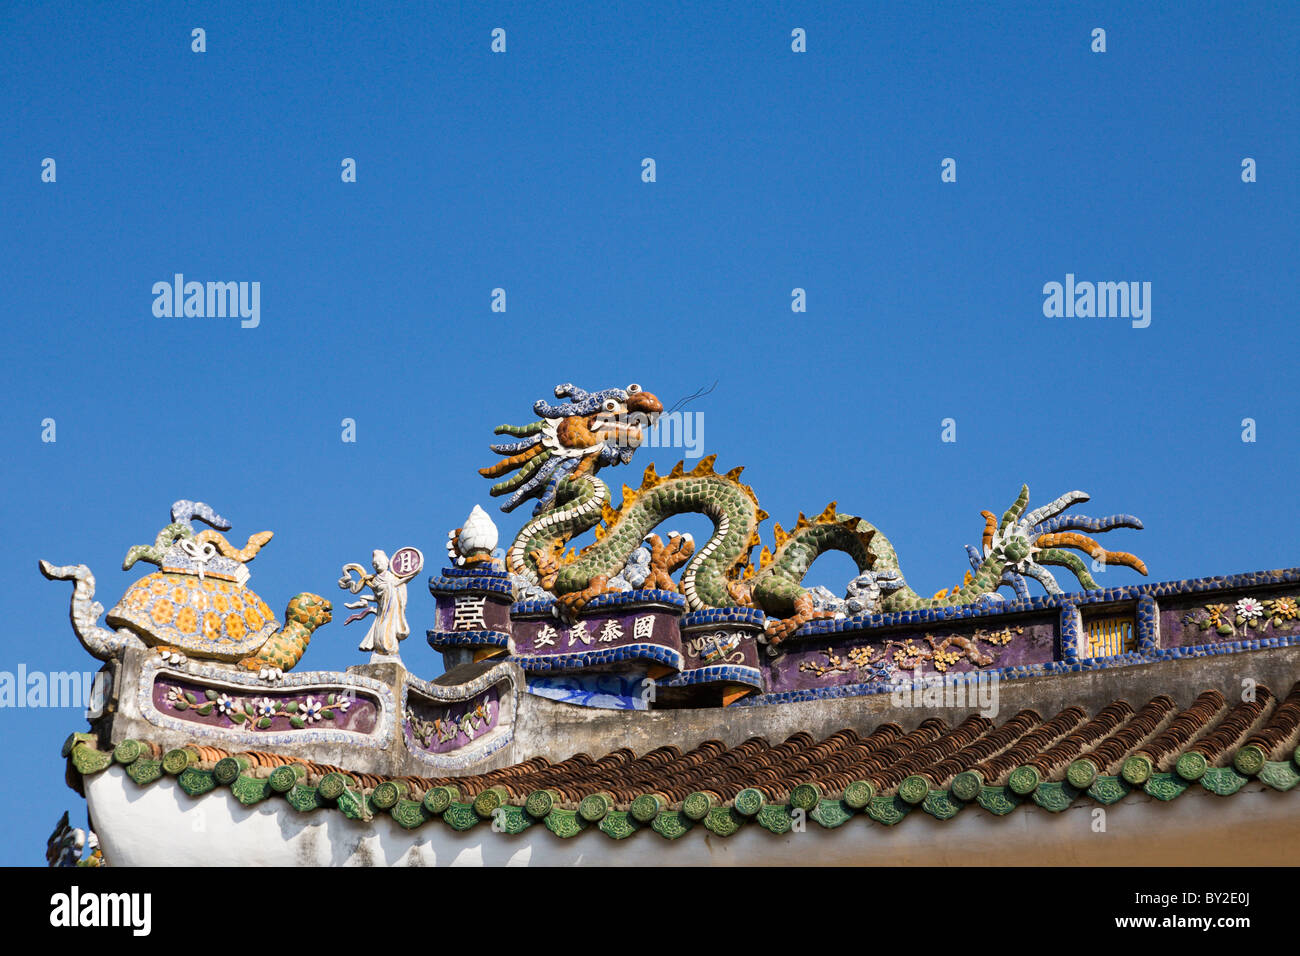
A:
[1,2,1296,864]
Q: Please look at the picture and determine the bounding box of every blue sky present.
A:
[1,2,1296,864]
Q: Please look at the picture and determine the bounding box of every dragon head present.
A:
[480,382,663,513]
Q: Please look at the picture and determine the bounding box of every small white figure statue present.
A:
[338,547,423,660]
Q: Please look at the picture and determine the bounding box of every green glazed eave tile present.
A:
[177,767,215,796]
[544,808,586,838]
[390,799,431,830]
[651,810,693,839]
[337,788,375,821]
[921,789,962,821]
[70,746,112,776]
[976,786,1022,816]
[810,799,854,829]
[126,759,163,787]
[704,806,744,837]
[599,811,638,840]
[1201,766,1249,796]
[866,794,910,826]
[1257,760,1300,792]
[231,773,271,806]
[1031,781,1079,813]
[1143,772,1191,801]
[286,785,322,813]
[755,805,792,835]
[442,802,479,831]
[1087,776,1131,805]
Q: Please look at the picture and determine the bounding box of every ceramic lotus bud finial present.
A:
[447,505,499,568]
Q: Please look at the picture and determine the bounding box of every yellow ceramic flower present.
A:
[1271,596,1299,620]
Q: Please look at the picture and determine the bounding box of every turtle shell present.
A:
[106,570,278,661]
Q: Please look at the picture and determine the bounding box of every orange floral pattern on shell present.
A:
[175,606,198,634]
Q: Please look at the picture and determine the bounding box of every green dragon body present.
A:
[482,383,1147,642]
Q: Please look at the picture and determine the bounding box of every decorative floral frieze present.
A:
[798,626,1023,680]
[1182,595,1300,638]
[162,684,354,730]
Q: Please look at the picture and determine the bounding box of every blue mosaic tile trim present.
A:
[437,566,510,580]
[511,589,686,616]
[733,631,1300,708]
[1136,593,1158,651]
[789,567,1300,640]
[426,629,510,649]
[680,606,766,629]
[1060,605,1082,664]
[660,664,764,688]
[511,643,686,674]
[429,574,514,596]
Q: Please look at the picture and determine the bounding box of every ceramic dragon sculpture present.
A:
[483,383,1148,643]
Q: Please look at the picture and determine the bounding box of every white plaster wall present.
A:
[85,766,1298,866]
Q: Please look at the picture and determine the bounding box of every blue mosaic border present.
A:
[426,629,511,649]
[437,566,510,579]
[509,643,686,674]
[429,573,514,596]
[660,663,764,689]
[681,606,766,629]
[512,588,686,616]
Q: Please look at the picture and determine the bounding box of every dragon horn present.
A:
[122,521,193,570]
[195,529,273,562]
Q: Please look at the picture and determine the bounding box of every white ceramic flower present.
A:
[256,697,276,717]
[1236,598,1264,620]
[301,697,323,722]
[216,693,236,715]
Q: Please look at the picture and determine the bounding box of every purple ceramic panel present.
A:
[152,676,380,734]
[513,608,681,657]
[769,618,1058,693]
[434,593,513,633]
[1160,590,1300,649]
[680,627,760,671]
[404,685,500,755]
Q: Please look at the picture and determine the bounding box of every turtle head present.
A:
[286,593,332,631]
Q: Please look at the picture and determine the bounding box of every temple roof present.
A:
[67,677,1300,842]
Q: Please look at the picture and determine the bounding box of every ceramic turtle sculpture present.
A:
[42,500,331,680]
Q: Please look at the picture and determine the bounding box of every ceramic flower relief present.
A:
[1272,596,1299,620]
[159,684,353,729]
[1185,594,1300,636]
[1235,598,1264,620]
